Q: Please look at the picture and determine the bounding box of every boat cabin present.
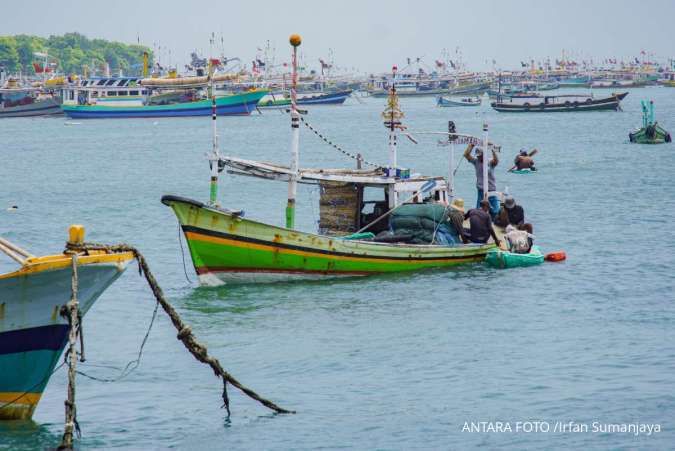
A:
[221,156,450,236]
[61,77,149,107]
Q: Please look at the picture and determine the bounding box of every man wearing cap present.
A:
[495,195,525,228]
[463,143,500,217]
[447,198,467,244]
[509,148,538,171]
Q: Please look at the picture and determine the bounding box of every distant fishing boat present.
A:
[163,35,499,285]
[60,76,268,118]
[590,79,647,89]
[0,228,133,420]
[558,76,591,88]
[629,100,671,144]
[436,96,481,107]
[491,92,628,112]
[257,89,352,108]
[0,79,62,118]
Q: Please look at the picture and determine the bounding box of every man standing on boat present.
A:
[463,143,500,217]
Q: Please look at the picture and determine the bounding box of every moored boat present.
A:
[436,96,481,107]
[629,100,671,144]
[60,76,268,118]
[0,79,62,118]
[491,92,627,113]
[258,89,352,108]
[0,229,133,420]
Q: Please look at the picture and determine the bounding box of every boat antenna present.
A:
[381,65,404,207]
[286,33,302,229]
[208,32,220,206]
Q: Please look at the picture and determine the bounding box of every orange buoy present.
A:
[545,251,566,262]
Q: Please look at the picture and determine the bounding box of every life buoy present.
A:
[585,98,592,105]
[523,102,531,111]
[564,101,571,108]
[572,101,579,108]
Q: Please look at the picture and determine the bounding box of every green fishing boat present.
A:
[629,100,671,144]
[163,35,501,285]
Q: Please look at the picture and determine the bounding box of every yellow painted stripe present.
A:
[0,392,41,405]
[0,251,135,280]
[185,231,483,265]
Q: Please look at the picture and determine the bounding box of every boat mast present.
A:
[286,34,302,229]
[382,65,403,208]
[447,121,456,201]
[482,122,489,201]
[208,32,220,206]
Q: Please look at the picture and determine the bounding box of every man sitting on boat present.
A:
[463,200,501,246]
[504,223,535,254]
[463,143,500,217]
[494,196,525,228]
[447,198,467,244]
[510,148,538,171]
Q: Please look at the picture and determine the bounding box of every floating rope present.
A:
[297,116,381,168]
[63,242,294,419]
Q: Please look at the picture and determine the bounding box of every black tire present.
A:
[573,101,579,109]
[523,102,531,111]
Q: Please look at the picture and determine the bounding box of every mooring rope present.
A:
[297,116,381,168]
[63,242,294,419]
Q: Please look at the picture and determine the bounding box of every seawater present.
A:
[1,88,674,450]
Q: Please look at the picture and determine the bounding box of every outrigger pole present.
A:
[286,34,302,229]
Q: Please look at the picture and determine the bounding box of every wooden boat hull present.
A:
[257,90,352,109]
[61,90,267,118]
[629,125,672,144]
[0,251,133,420]
[491,92,627,113]
[0,97,62,118]
[437,96,481,107]
[162,195,494,285]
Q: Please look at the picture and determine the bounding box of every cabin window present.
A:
[129,90,139,95]
[118,91,128,96]
[141,90,148,95]
[92,91,99,97]
[107,91,117,96]
[97,80,106,86]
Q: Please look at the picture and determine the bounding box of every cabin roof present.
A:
[222,156,446,189]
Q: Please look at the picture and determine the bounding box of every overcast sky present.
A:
[3,0,674,73]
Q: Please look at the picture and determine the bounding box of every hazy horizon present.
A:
[3,0,674,73]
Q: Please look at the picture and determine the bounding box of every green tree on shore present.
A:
[0,32,152,76]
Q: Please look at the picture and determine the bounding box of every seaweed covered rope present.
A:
[60,242,294,428]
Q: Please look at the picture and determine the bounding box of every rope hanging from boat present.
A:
[63,241,294,418]
[297,115,381,168]
[59,242,295,449]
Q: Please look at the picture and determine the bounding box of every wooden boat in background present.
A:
[436,96,481,107]
[0,79,62,118]
[0,228,133,420]
[491,92,627,112]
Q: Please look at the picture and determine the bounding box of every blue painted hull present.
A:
[63,101,259,119]
[297,90,352,105]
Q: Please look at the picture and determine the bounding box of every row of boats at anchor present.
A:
[0,74,355,119]
[2,36,567,422]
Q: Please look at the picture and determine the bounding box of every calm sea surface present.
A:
[1,88,674,450]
